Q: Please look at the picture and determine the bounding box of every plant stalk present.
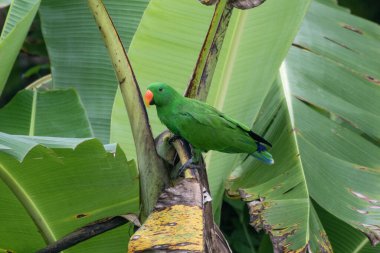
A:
[88,0,169,221]
[185,0,233,101]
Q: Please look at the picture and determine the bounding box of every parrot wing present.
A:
[180,99,272,147]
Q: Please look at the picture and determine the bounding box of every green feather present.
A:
[146,82,274,165]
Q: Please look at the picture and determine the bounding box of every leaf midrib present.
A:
[352,238,369,253]
[29,88,37,136]
[280,61,311,243]
[0,162,56,244]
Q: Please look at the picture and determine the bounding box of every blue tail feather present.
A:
[251,142,274,165]
[256,142,266,152]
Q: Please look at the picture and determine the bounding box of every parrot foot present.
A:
[168,134,182,145]
[177,158,202,176]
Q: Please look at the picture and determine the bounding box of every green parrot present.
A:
[144,82,274,169]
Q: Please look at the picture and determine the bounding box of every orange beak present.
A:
[144,90,154,107]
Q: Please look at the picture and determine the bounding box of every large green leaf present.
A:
[228,78,332,252]
[0,0,40,94]
[286,0,380,243]
[0,133,138,252]
[291,1,380,140]
[316,203,380,253]
[227,0,380,251]
[38,0,149,143]
[204,0,310,216]
[0,88,92,137]
[110,1,311,210]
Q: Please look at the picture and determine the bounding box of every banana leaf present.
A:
[227,0,380,251]
[316,203,380,253]
[0,82,138,252]
[0,88,92,137]
[0,133,139,252]
[38,0,150,142]
[0,0,40,94]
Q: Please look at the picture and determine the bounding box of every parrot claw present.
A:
[177,158,202,177]
[168,135,182,145]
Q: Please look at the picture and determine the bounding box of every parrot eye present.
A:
[158,88,163,92]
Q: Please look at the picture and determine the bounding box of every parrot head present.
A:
[144,82,178,107]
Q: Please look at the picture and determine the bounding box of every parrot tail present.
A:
[251,143,274,165]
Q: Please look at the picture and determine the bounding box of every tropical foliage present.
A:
[0,0,379,252]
